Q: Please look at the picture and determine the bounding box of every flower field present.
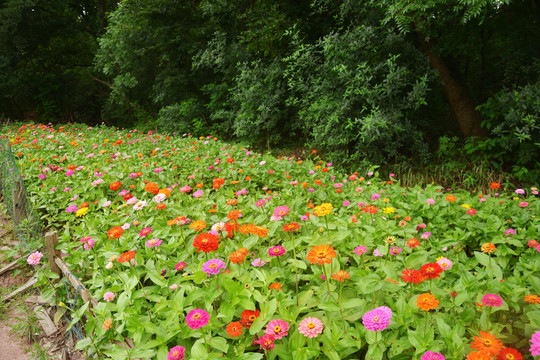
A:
[2,123,540,360]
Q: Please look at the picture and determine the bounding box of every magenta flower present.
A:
[251,258,266,267]
[530,330,540,356]
[175,262,186,271]
[480,294,503,307]
[84,239,96,250]
[362,306,392,332]
[371,193,380,200]
[185,309,210,329]
[354,246,367,256]
[389,247,402,256]
[38,173,46,180]
[421,351,445,360]
[256,334,275,351]
[264,319,290,339]
[298,317,323,338]
[193,190,204,198]
[202,259,226,276]
[65,204,78,213]
[505,228,516,236]
[268,246,286,257]
[167,345,185,360]
[256,199,266,207]
[139,227,153,237]
[27,251,43,265]
[146,238,162,247]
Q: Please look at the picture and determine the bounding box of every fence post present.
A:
[11,180,25,241]
[45,231,62,277]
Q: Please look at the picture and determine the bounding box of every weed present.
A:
[10,303,42,343]
[29,341,52,360]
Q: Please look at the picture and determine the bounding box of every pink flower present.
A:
[389,247,402,256]
[176,262,186,271]
[256,199,266,207]
[38,174,47,180]
[146,238,162,247]
[480,294,503,307]
[436,257,453,270]
[354,246,367,256]
[298,317,323,338]
[371,193,380,200]
[343,200,350,207]
[421,351,445,360]
[167,345,185,360]
[193,190,204,198]
[530,330,540,356]
[202,259,226,276]
[520,201,528,207]
[362,306,392,332]
[169,284,178,290]
[466,209,477,216]
[27,251,43,265]
[185,309,210,329]
[273,205,290,218]
[103,292,115,302]
[427,199,436,204]
[505,228,516,236]
[268,246,286,257]
[264,319,290,339]
[251,258,266,267]
[84,239,96,250]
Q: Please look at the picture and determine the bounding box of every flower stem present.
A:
[290,233,299,306]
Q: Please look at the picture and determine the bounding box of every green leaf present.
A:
[209,336,229,353]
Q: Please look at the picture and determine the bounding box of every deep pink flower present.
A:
[268,246,286,257]
[256,334,275,351]
[185,309,209,329]
[139,227,153,237]
[421,351,445,360]
[530,331,540,356]
[167,346,185,360]
[362,306,392,332]
[480,294,503,307]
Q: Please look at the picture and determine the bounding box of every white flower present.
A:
[133,200,147,210]
[105,262,114,270]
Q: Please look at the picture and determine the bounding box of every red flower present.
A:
[400,269,425,284]
[192,232,220,253]
[110,181,121,191]
[496,347,523,360]
[240,310,260,329]
[225,221,240,238]
[420,263,443,280]
[107,226,124,239]
[283,223,301,232]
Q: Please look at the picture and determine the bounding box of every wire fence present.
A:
[0,137,87,355]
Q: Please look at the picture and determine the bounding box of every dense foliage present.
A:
[0,0,539,181]
[4,123,540,360]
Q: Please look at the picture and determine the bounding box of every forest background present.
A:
[0,0,538,187]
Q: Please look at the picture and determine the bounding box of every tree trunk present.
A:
[416,30,488,137]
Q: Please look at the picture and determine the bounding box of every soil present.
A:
[0,319,31,360]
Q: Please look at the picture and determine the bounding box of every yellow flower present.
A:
[460,204,471,209]
[513,197,519,200]
[314,203,333,216]
[383,198,390,203]
[76,207,88,217]
[383,207,395,214]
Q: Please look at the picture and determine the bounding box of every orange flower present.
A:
[481,243,497,254]
[332,270,350,282]
[269,283,282,291]
[466,352,491,360]
[193,232,220,253]
[416,293,439,311]
[240,310,260,329]
[229,248,249,264]
[226,199,238,206]
[167,219,178,226]
[525,294,540,304]
[156,203,166,210]
[307,244,337,265]
[158,188,171,197]
[189,220,207,232]
[145,182,159,194]
[226,322,243,337]
[118,251,136,263]
[227,210,242,220]
[471,331,503,357]
[445,195,456,202]
[107,226,124,239]
[110,181,121,191]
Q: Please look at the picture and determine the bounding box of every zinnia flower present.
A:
[416,293,439,311]
[27,251,43,265]
[193,232,220,253]
[118,250,136,263]
[256,334,275,351]
[420,263,443,280]
[103,292,115,302]
[421,351,445,360]
[471,331,503,356]
[496,347,522,360]
[436,257,453,270]
[241,310,260,329]
[354,246,367,256]
[185,309,210,330]
[268,246,286,257]
[202,259,226,276]
[298,317,323,338]
[332,270,350,282]
[529,330,540,356]
[264,319,289,339]
[307,244,336,265]
[167,346,186,360]
[480,294,503,307]
[226,322,243,338]
[362,306,392,332]
[401,269,425,284]
[146,238,162,247]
